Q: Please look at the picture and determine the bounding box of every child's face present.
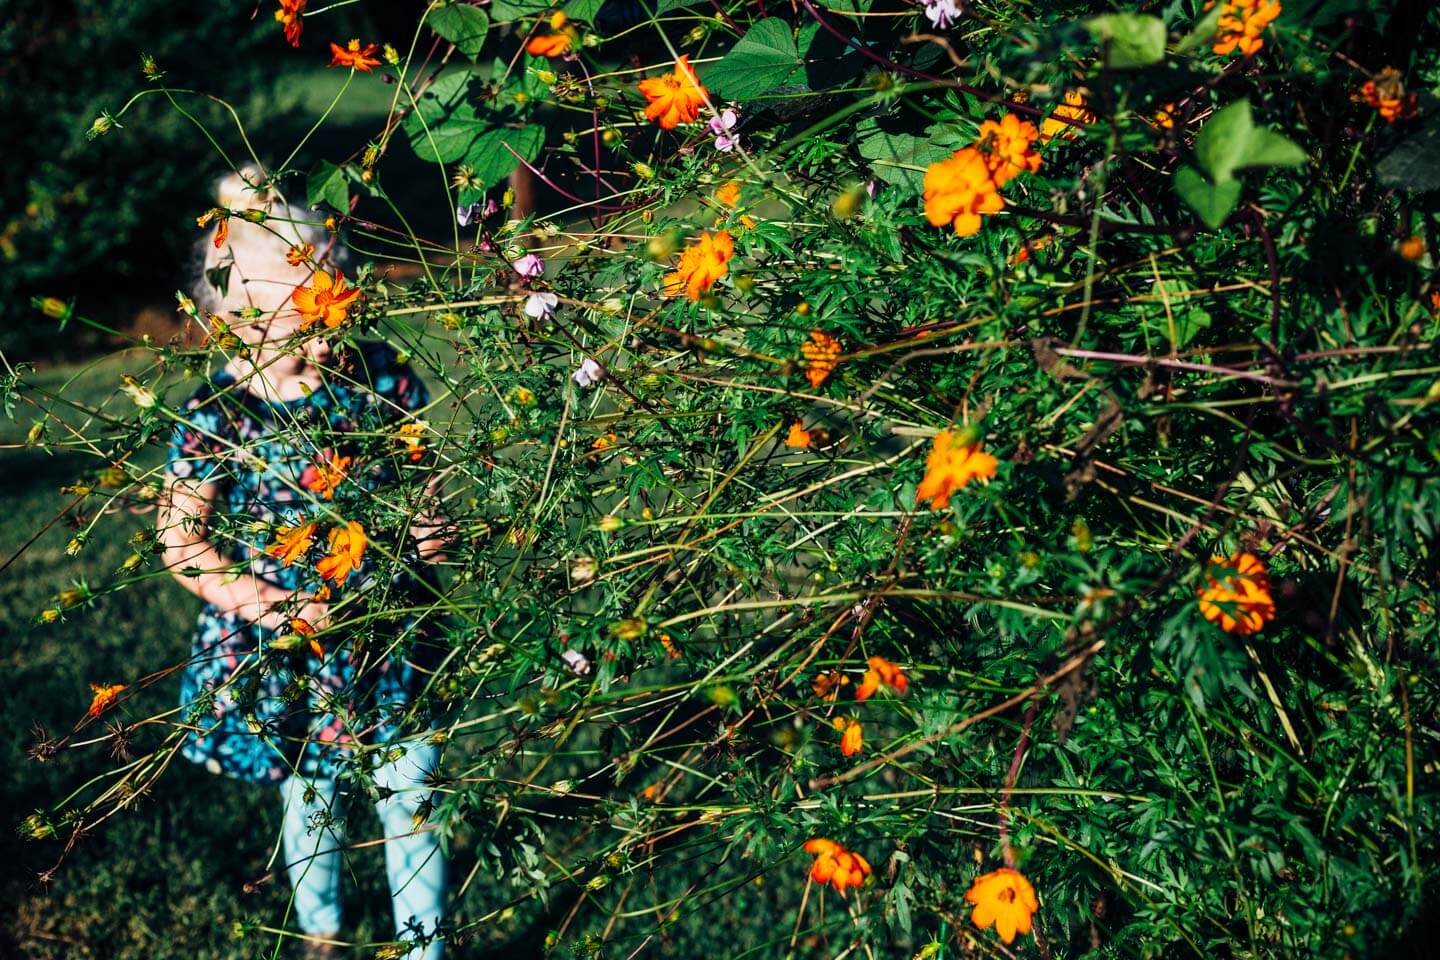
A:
[217,228,328,361]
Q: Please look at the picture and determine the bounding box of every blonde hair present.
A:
[190,163,334,314]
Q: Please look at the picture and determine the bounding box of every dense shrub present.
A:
[7,1,1440,957]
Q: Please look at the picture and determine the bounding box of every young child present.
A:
[157,166,448,959]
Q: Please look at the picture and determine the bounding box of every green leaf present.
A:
[1195,100,1306,182]
[489,0,550,20]
[307,161,349,212]
[704,18,807,102]
[1086,13,1167,69]
[1176,4,1224,55]
[462,125,546,189]
[1174,165,1242,228]
[429,5,490,59]
[856,121,951,195]
[1195,101,1255,182]
[563,0,606,21]
[402,71,486,163]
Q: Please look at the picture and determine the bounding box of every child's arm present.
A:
[158,475,327,630]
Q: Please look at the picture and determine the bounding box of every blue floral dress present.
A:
[165,342,439,784]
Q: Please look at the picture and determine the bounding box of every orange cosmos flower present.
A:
[286,242,315,266]
[663,229,733,301]
[397,421,427,461]
[292,269,362,329]
[916,430,998,509]
[785,422,813,448]
[714,181,742,209]
[1009,234,1055,266]
[591,431,618,451]
[289,617,324,658]
[833,717,863,756]
[1208,0,1281,57]
[316,520,367,586]
[1152,102,1179,130]
[975,114,1042,186]
[813,670,850,701]
[87,682,126,719]
[265,521,317,566]
[804,838,872,894]
[274,0,306,47]
[302,451,351,499]
[801,330,842,388]
[965,867,1039,945]
[196,208,230,249]
[1196,551,1276,635]
[1040,90,1096,141]
[1398,236,1425,262]
[855,655,908,702]
[922,147,1004,237]
[1356,68,1419,123]
[526,33,571,57]
[637,55,709,130]
[330,39,383,72]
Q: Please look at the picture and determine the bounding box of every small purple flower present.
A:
[523,291,559,320]
[456,201,482,227]
[481,197,500,219]
[572,357,604,388]
[513,253,545,278]
[922,0,961,30]
[709,108,740,152]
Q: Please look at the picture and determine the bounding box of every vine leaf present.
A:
[1086,13,1166,69]
[705,18,809,101]
[307,161,349,212]
[429,5,490,60]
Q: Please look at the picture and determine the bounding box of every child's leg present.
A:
[372,740,446,960]
[279,773,348,937]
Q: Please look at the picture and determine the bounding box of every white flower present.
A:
[513,253,545,278]
[572,357,604,388]
[119,376,156,409]
[561,649,591,676]
[523,291,559,320]
[922,0,961,29]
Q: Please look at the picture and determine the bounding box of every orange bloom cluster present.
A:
[286,242,315,266]
[274,0,305,47]
[785,422,813,448]
[975,114,1042,186]
[663,230,733,301]
[916,430,998,509]
[317,520,368,586]
[526,11,574,57]
[832,717,863,756]
[292,270,362,329]
[330,39,382,71]
[801,330,842,388]
[637,56,709,130]
[265,521,317,566]
[812,669,850,700]
[302,451,351,500]
[855,655,908,701]
[1040,90,1095,142]
[1208,0,1281,58]
[923,147,1004,238]
[1356,68,1419,123]
[288,616,324,659]
[714,181,742,209]
[196,208,230,250]
[397,421,427,461]
[1196,551,1275,635]
[804,838,872,894]
[87,682,126,719]
[965,868,1039,944]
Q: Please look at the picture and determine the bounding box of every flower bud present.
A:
[86,113,116,140]
[32,296,72,321]
[238,208,267,224]
[598,514,624,533]
[383,43,401,65]
[119,375,157,409]
[632,162,656,180]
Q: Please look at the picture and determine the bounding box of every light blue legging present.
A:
[278,740,446,959]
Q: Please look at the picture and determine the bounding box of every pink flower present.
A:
[923,0,961,29]
[572,357,604,388]
[524,291,559,319]
[709,108,740,152]
[514,253,545,278]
